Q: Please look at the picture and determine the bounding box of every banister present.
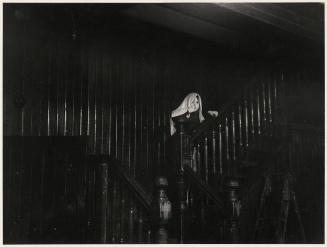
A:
[184,165,224,209]
[108,157,153,213]
[190,77,262,142]
[89,155,152,213]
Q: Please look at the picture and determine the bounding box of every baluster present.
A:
[120,190,126,243]
[200,194,206,233]
[176,120,186,243]
[273,79,278,114]
[262,82,267,129]
[225,117,230,162]
[238,105,243,154]
[192,145,197,173]
[128,199,135,243]
[231,112,237,176]
[212,129,217,176]
[249,91,255,140]
[137,211,144,243]
[197,143,201,177]
[280,72,287,123]
[244,100,249,148]
[267,81,273,124]
[114,181,121,243]
[226,179,241,243]
[204,137,209,183]
[111,179,118,243]
[231,112,236,161]
[99,162,108,243]
[153,177,171,244]
[147,229,152,243]
[256,88,261,135]
[218,124,223,175]
[189,187,195,219]
[107,177,113,242]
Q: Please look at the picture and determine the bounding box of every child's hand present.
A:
[207,110,218,117]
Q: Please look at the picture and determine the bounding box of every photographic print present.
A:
[3,2,324,244]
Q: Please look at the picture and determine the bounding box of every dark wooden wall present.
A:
[4,4,324,244]
[3,137,89,243]
[4,6,264,184]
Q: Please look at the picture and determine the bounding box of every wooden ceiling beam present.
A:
[215,3,323,42]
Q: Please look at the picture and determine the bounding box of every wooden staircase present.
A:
[85,72,324,243]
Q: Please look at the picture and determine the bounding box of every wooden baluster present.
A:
[128,199,135,243]
[225,117,230,161]
[114,181,120,243]
[197,143,201,177]
[147,228,152,243]
[262,82,267,130]
[249,91,255,140]
[256,88,261,135]
[231,112,237,176]
[238,105,243,155]
[204,137,209,183]
[273,79,278,114]
[106,176,112,242]
[267,81,273,124]
[231,112,236,161]
[218,124,223,176]
[200,194,206,233]
[226,179,241,243]
[189,187,195,220]
[99,162,108,243]
[176,120,186,243]
[137,211,144,243]
[212,129,217,176]
[244,100,249,148]
[111,178,118,243]
[192,145,197,173]
[120,190,126,243]
[114,181,121,243]
[153,177,171,244]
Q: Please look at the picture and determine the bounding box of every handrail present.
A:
[108,157,153,212]
[184,165,224,209]
[190,76,260,142]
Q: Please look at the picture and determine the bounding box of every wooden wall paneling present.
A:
[20,140,34,241]
[3,139,11,242]
[66,44,74,137]
[92,48,98,153]
[94,49,101,154]
[101,50,108,155]
[87,47,95,152]
[3,140,16,241]
[133,57,138,177]
[55,41,63,136]
[113,56,119,159]
[100,51,106,154]
[138,56,147,182]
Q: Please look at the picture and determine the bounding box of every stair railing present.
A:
[86,155,171,244]
[173,72,286,243]
[189,72,284,180]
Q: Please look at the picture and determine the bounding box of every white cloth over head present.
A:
[170,92,205,135]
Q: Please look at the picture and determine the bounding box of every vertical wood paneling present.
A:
[5,18,323,188]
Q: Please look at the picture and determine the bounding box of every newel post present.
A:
[175,119,187,243]
[225,178,241,243]
[152,177,172,243]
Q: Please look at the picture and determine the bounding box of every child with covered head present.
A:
[166,92,218,240]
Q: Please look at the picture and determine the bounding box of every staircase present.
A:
[86,72,324,243]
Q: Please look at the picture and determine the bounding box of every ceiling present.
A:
[6,3,324,51]
[123,3,324,45]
